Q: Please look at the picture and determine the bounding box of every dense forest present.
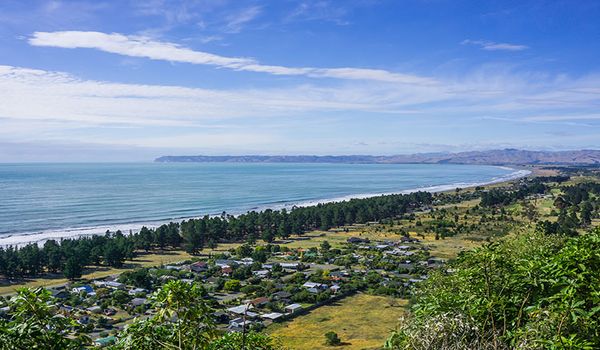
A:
[0,191,432,280]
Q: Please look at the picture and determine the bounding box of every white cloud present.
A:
[1,61,599,153]
[0,64,429,132]
[29,31,437,85]
[225,6,262,33]
[523,114,600,122]
[461,39,528,51]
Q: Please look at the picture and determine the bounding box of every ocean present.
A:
[0,162,528,246]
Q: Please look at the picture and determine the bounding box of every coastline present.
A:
[0,167,531,248]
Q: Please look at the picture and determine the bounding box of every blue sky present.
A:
[0,0,599,161]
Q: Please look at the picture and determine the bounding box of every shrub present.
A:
[324,331,341,346]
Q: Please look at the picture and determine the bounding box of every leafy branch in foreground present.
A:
[386,227,600,350]
[110,280,285,350]
[0,288,90,350]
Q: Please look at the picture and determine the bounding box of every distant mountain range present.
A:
[155,149,600,165]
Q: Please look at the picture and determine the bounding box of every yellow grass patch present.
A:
[269,293,407,350]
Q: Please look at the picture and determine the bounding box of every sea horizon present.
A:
[0,162,529,247]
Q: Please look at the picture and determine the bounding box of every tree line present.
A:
[479,178,548,207]
[0,191,432,280]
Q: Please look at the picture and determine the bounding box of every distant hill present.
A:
[155,149,600,165]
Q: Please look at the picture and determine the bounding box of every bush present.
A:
[324,331,341,346]
[223,279,241,292]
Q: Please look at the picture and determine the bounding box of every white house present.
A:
[128,288,147,296]
[261,312,284,321]
[302,282,325,289]
[284,303,303,313]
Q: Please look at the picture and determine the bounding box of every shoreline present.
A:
[0,167,531,248]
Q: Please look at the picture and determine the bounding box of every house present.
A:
[130,298,147,307]
[215,259,238,268]
[228,317,253,331]
[271,291,292,301]
[252,270,269,278]
[427,257,445,268]
[94,280,125,289]
[165,265,183,271]
[77,315,90,325]
[227,304,254,316]
[261,312,284,321]
[329,271,349,281]
[103,308,117,316]
[284,303,303,313]
[250,297,269,308]
[237,257,254,265]
[72,285,95,295]
[307,287,319,294]
[302,282,325,289]
[58,305,73,315]
[347,237,370,244]
[190,261,208,273]
[213,311,230,323]
[220,266,233,276]
[280,262,299,270]
[128,288,147,296]
[86,306,102,314]
[93,335,116,347]
[50,288,69,299]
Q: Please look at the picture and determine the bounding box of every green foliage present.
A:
[386,228,600,349]
[110,280,216,350]
[63,256,82,280]
[324,331,342,346]
[0,288,90,349]
[207,331,286,350]
[118,268,152,289]
[224,279,241,292]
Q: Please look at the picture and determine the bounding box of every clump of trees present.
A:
[480,179,547,207]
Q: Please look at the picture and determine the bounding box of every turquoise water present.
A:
[0,162,523,245]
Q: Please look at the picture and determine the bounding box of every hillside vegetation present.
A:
[385,228,600,350]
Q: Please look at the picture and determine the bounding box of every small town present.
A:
[2,227,443,347]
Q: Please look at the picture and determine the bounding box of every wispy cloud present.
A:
[29,31,437,85]
[225,6,262,33]
[461,39,528,51]
[523,114,600,122]
[286,1,351,25]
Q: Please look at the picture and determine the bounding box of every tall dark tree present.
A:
[63,257,82,280]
